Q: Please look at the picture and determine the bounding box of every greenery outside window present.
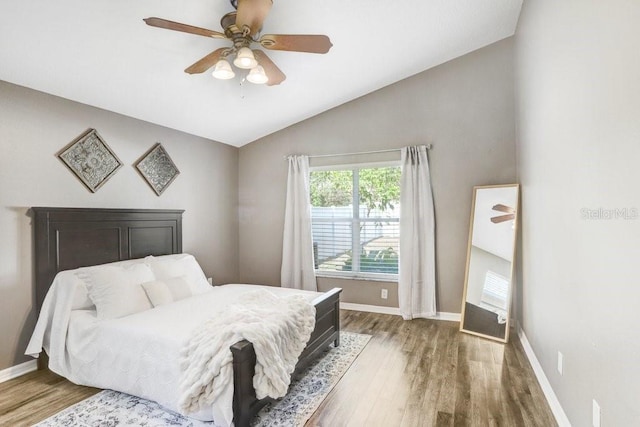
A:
[310,162,400,280]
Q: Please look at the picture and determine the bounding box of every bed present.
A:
[27,207,341,427]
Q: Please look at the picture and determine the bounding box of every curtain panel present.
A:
[281,155,317,291]
[399,146,436,319]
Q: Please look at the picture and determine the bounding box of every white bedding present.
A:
[26,274,320,426]
[179,289,316,414]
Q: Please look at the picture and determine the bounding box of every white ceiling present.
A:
[0,0,522,147]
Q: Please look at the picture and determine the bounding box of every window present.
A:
[310,163,400,280]
[480,270,510,311]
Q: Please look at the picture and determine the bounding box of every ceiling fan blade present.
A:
[235,0,272,36]
[144,17,227,39]
[490,214,515,224]
[259,34,333,54]
[253,50,285,86]
[185,48,228,74]
[492,204,515,214]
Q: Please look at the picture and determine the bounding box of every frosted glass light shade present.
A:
[212,59,235,80]
[247,65,268,84]
[233,47,258,69]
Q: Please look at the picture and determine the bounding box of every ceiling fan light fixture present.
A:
[234,47,258,69]
[246,65,268,84]
[212,59,235,80]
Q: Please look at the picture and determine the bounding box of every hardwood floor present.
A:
[0,310,556,427]
[309,311,556,427]
[0,369,99,426]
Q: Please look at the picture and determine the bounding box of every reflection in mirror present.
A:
[460,184,519,343]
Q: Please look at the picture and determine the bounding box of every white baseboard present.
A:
[517,325,571,427]
[432,311,461,322]
[341,302,401,315]
[0,359,37,383]
[341,303,460,322]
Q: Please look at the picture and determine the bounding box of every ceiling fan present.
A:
[144,0,333,86]
[490,204,516,224]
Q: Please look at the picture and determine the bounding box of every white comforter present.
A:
[26,280,320,426]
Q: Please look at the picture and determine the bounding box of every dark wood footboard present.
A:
[230,287,341,427]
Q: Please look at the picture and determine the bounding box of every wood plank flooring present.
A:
[0,369,99,426]
[0,310,556,426]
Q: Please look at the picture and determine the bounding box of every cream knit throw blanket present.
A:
[179,290,316,413]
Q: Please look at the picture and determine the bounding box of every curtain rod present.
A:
[285,144,432,160]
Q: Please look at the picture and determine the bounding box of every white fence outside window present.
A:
[311,205,399,274]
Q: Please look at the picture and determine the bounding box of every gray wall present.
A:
[239,38,517,313]
[0,81,239,370]
[515,1,640,425]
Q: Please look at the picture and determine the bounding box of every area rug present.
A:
[34,332,370,427]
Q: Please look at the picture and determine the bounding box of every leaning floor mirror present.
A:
[460,184,519,343]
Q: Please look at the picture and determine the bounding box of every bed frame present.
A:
[32,207,341,427]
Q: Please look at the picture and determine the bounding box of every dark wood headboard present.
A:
[32,207,184,310]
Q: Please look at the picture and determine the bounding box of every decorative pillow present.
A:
[164,276,194,301]
[146,254,212,294]
[82,264,155,320]
[141,280,174,307]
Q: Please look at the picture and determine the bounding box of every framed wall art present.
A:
[135,143,180,196]
[57,128,123,193]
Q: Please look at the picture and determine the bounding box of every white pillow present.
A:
[81,264,155,320]
[164,276,194,300]
[51,270,95,310]
[71,280,94,310]
[146,254,212,294]
[141,280,174,307]
[67,257,150,310]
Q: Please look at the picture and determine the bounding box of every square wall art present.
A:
[57,128,123,193]
[135,143,180,196]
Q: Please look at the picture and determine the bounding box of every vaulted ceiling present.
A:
[0,0,522,147]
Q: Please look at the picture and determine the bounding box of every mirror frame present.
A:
[460,183,520,343]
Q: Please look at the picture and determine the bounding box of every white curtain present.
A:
[399,146,436,319]
[281,155,317,291]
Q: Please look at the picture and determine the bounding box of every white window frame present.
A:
[310,161,400,282]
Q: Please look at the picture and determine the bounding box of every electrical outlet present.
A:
[592,399,601,427]
[381,288,388,299]
[207,277,213,286]
[557,351,563,375]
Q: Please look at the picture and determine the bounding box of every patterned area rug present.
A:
[34,332,370,427]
